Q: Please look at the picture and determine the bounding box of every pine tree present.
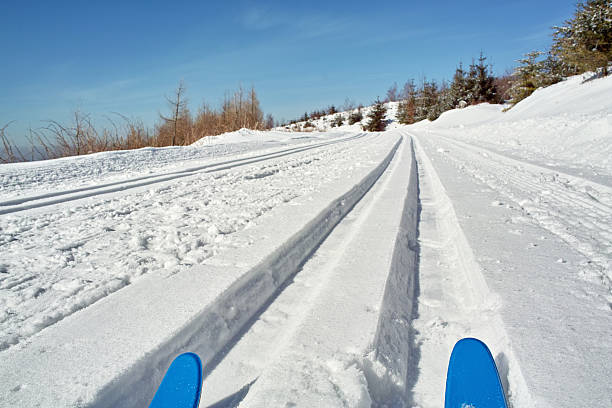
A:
[465,60,478,103]
[426,80,446,121]
[415,79,438,122]
[397,80,417,124]
[509,51,545,105]
[552,0,612,75]
[348,109,363,125]
[363,99,387,131]
[449,63,469,107]
[434,81,454,117]
[331,115,344,127]
[472,53,497,103]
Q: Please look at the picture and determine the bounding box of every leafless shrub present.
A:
[1,82,267,164]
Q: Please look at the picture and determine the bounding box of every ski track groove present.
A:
[0,132,381,352]
[198,134,411,407]
[411,134,532,408]
[90,133,401,407]
[0,133,368,215]
[425,133,612,293]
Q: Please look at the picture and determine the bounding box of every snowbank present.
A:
[426,74,612,185]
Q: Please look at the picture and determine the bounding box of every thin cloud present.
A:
[239,6,350,39]
[240,6,283,31]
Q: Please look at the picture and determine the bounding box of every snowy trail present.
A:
[0,132,374,352]
[410,136,529,407]
[422,132,612,295]
[0,131,403,408]
[199,133,417,407]
[412,130,612,407]
[0,133,366,215]
[0,130,356,200]
[201,132,418,407]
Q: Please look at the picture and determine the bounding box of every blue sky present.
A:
[1,1,577,142]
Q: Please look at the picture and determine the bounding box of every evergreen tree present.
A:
[472,53,497,103]
[331,115,344,127]
[434,81,454,117]
[363,99,388,131]
[348,109,363,125]
[552,0,612,75]
[415,79,439,122]
[465,60,478,103]
[509,51,545,105]
[449,63,469,107]
[397,80,417,124]
[426,80,447,121]
[540,52,569,84]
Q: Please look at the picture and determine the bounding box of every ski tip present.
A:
[445,338,508,408]
[149,352,203,408]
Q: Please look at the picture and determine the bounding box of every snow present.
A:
[0,73,611,408]
[428,74,612,186]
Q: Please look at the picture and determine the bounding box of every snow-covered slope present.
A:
[0,73,611,408]
[409,73,612,408]
[429,73,612,185]
[274,102,400,133]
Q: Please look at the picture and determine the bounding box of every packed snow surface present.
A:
[0,73,611,408]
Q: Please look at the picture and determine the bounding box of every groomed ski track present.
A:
[1,128,610,407]
[411,130,612,408]
[1,130,412,407]
[0,133,367,215]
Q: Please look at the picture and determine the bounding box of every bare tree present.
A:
[265,114,275,129]
[342,97,356,112]
[386,82,399,102]
[0,121,28,163]
[160,80,188,145]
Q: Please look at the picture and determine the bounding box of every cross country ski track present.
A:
[417,132,612,294]
[0,131,376,355]
[199,131,418,407]
[1,127,610,407]
[0,132,367,215]
[1,130,410,407]
[411,130,612,408]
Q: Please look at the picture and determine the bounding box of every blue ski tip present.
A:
[445,338,508,408]
[149,352,203,408]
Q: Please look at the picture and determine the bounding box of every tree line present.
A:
[2,1,609,162]
[510,0,611,104]
[1,83,271,163]
[286,0,611,132]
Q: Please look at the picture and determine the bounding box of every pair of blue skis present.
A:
[149,338,507,408]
